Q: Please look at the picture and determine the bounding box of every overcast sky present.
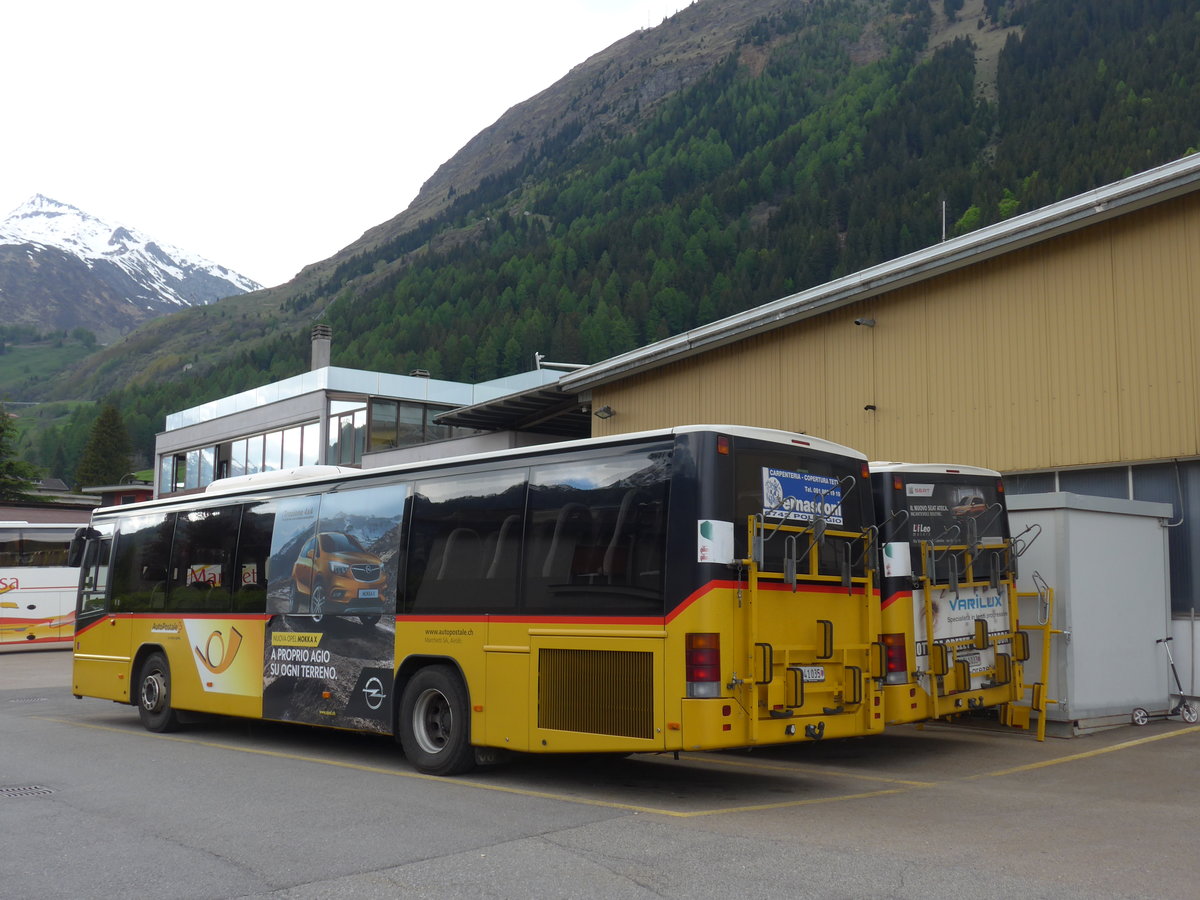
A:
[1,1,689,288]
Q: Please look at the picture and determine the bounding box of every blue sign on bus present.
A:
[761,468,844,525]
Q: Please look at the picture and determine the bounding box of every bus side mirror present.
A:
[68,527,100,567]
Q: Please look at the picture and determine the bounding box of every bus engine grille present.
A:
[537,648,654,739]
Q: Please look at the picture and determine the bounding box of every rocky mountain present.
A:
[0,195,262,342]
[21,0,1200,472]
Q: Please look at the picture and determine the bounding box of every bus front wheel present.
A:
[398,666,475,776]
[137,652,180,733]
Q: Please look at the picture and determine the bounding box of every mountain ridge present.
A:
[0,194,262,342]
[13,0,1200,477]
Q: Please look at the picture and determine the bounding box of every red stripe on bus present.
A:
[881,590,912,610]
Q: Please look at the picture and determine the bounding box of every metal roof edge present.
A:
[561,153,1200,392]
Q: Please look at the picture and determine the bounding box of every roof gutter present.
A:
[561,153,1200,392]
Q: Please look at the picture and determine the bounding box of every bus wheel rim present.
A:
[142,672,165,712]
[413,688,451,755]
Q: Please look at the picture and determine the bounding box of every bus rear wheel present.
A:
[137,652,180,733]
[398,666,475,776]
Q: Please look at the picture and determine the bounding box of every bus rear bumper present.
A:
[677,697,882,750]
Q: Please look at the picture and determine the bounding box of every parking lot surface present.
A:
[3,645,1198,899]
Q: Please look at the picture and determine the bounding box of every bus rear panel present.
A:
[870,463,1027,725]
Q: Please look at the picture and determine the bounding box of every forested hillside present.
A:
[21,0,1200,476]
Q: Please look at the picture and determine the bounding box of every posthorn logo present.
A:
[194,626,244,674]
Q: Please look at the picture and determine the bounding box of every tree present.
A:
[74,404,134,490]
[0,405,42,502]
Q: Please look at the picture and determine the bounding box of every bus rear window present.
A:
[733,441,869,575]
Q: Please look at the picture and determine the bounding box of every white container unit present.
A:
[1007,492,1173,734]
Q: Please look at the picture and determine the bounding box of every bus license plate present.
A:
[798,666,825,682]
[357,589,380,599]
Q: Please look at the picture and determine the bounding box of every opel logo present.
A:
[363,676,385,711]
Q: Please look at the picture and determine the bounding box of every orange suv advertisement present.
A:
[260,484,407,729]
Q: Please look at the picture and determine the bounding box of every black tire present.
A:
[137,651,180,733]
[310,582,326,623]
[398,665,475,776]
[360,615,381,627]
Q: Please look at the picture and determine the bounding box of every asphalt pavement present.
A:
[3,644,1198,900]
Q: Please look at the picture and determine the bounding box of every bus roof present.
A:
[98,425,866,517]
[869,461,1002,478]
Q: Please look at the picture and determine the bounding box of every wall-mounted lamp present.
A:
[593,405,615,419]
[854,317,876,327]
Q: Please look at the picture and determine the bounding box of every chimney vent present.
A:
[311,324,332,370]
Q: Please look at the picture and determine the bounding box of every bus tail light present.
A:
[881,632,908,684]
[686,632,721,698]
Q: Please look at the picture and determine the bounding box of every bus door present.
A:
[71,526,132,703]
[739,513,884,742]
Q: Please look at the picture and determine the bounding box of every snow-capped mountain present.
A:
[0,195,262,341]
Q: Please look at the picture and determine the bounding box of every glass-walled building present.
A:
[155,365,564,498]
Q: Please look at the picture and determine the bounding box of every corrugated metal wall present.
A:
[593,192,1200,471]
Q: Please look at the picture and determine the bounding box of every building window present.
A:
[1005,472,1056,494]
[265,431,283,472]
[329,400,367,465]
[366,398,460,453]
[246,434,265,475]
[1059,467,1128,500]
[369,399,399,452]
[282,427,301,469]
[230,439,247,479]
[302,422,320,466]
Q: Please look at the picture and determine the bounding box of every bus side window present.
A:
[525,449,670,614]
[233,502,274,613]
[168,506,240,613]
[0,529,19,567]
[405,468,526,615]
[23,529,73,567]
[111,513,177,612]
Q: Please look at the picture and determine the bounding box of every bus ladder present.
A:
[916,539,1027,722]
[1005,572,1060,741]
[740,515,884,744]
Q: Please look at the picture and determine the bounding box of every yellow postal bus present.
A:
[71,426,883,774]
[869,463,1030,724]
